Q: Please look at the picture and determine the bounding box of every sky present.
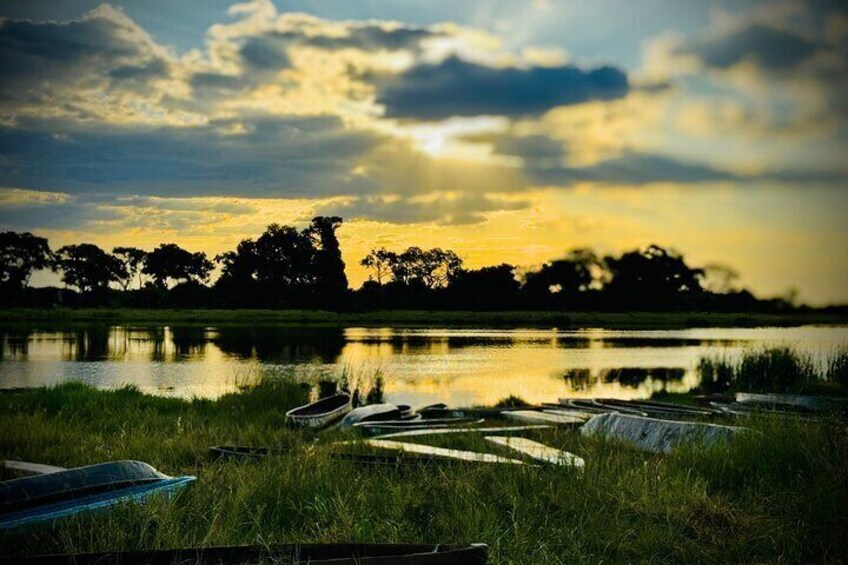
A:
[0,0,846,303]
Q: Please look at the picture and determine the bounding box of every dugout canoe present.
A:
[285,394,352,428]
[0,543,489,564]
[0,460,195,530]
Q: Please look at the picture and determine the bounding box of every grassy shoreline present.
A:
[1,380,846,563]
[2,307,846,328]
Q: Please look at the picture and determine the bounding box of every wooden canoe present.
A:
[0,543,489,564]
[339,404,402,429]
[285,394,352,428]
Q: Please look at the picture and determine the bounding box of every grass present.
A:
[2,307,847,329]
[1,375,847,563]
[697,347,848,394]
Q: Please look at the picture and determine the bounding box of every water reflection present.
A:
[0,324,845,405]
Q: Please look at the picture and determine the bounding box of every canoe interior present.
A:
[288,394,351,417]
[0,543,489,565]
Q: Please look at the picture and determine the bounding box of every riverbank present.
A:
[2,308,846,329]
[1,381,846,563]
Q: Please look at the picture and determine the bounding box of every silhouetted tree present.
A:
[143,243,213,288]
[389,247,462,289]
[253,224,314,288]
[55,244,122,293]
[449,263,520,309]
[307,216,348,293]
[360,247,395,285]
[524,249,602,300]
[604,245,704,308]
[0,231,53,289]
[112,246,147,290]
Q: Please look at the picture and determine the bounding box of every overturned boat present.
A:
[0,460,195,530]
[581,413,746,454]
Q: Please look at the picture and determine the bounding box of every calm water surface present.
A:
[1,325,846,407]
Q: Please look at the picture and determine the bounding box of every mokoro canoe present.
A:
[0,543,489,564]
[562,399,648,417]
[735,392,846,413]
[593,399,720,419]
[352,418,484,436]
[357,440,528,465]
[286,394,352,428]
[209,446,442,467]
[374,425,552,440]
[485,437,585,469]
[503,410,585,426]
[340,404,401,429]
[0,460,195,530]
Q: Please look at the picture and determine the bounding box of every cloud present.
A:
[375,56,629,119]
[674,24,822,72]
[0,5,178,123]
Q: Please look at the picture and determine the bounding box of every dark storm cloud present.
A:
[302,26,437,51]
[375,56,629,119]
[239,35,291,70]
[0,6,169,96]
[0,116,379,198]
[675,24,823,72]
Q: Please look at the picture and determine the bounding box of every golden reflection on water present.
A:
[0,325,846,406]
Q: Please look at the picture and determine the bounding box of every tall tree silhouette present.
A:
[55,244,122,294]
[143,244,213,288]
[524,248,602,300]
[0,231,53,289]
[389,247,462,288]
[307,216,348,292]
[112,246,147,290]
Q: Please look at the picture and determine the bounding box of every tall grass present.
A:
[697,347,847,394]
[1,381,846,563]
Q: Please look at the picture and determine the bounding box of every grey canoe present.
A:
[0,460,195,530]
[339,403,401,429]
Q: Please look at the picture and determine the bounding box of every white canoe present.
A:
[285,394,352,429]
[485,436,585,469]
[503,410,585,426]
[359,439,527,465]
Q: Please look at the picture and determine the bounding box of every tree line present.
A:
[0,217,803,312]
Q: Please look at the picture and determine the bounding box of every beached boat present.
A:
[0,460,195,530]
[735,392,846,413]
[358,439,528,465]
[0,543,489,564]
[373,425,551,440]
[352,418,484,436]
[503,410,585,426]
[339,403,402,429]
[561,399,649,417]
[209,445,441,467]
[581,413,746,454]
[286,394,352,428]
[593,399,720,419]
[485,436,585,469]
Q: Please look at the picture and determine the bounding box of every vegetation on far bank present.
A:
[1,373,846,564]
[4,223,838,314]
[2,307,847,329]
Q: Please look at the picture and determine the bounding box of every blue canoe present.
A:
[0,460,195,530]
